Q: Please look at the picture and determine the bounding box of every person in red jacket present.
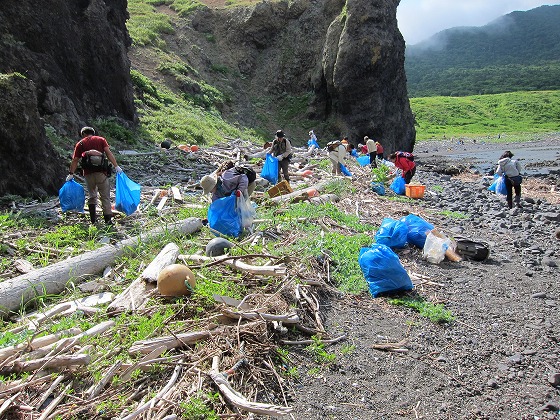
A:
[67,126,122,225]
[389,152,416,184]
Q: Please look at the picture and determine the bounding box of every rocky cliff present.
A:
[184,0,415,148]
[0,0,135,197]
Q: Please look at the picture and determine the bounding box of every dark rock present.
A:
[205,237,235,257]
[549,373,560,387]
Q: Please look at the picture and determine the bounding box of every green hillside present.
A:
[410,90,560,140]
[405,5,560,98]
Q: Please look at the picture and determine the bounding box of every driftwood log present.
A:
[209,355,292,417]
[179,254,286,277]
[108,242,181,312]
[0,218,202,318]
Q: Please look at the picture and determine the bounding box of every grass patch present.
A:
[439,210,468,219]
[388,295,454,323]
[411,90,560,140]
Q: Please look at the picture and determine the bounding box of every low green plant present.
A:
[371,164,390,184]
[179,393,219,419]
[340,344,356,355]
[440,210,468,219]
[306,336,337,364]
[431,185,444,192]
[388,295,454,323]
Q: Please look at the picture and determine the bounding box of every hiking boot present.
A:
[88,204,97,224]
[103,214,113,225]
[507,200,513,209]
[514,196,522,208]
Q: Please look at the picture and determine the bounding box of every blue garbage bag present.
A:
[261,154,279,185]
[358,244,413,297]
[340,163,352,177]
[208,193,242,238]
[487,174,500,192]
[59,179,85,213]
[357,155,370,166]
[495,175,507,196]
[116,172,141,216]
[390,176,406,195]
[374,218,408,248]
[400,214,434,249]
[371,182,385,196]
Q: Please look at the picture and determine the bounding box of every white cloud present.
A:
[397,0,558,44]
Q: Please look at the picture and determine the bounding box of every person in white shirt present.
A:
[496,150,523,209]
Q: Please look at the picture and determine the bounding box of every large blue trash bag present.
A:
[116,172,141,216]
[400,214,434,249]
[495,175,507,196]
[357,155,370,166]
[261,154,279,185]
[374,217,408,249]
[487,174,500,192]
[59,179,85,213]
[390,176,406,195]
[358,244,413,297]
[208,194,242,238]
[340,163,352,177]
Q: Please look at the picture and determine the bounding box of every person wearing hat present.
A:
[364,136,377,168]
[201,162,254,202]
[327,140,347,175]
[67,126,122,225]
[269,130,293,182]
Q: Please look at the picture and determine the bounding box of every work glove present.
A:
[277,155,283,161]
[66,174,74,182]
[115,166,123,174]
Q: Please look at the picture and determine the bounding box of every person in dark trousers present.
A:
[365,136,377,168]
[496,150,523,209]
[269,130,293,183]
[67,126,122,225]
[389,152,416,184]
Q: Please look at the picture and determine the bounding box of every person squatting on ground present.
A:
[327,140,347,175]
[200,161,256,202]
[389,151,416,184]
[496,150,523,209]
[67,126,122,225]
[269,130,293,183]
[365,136,377,168]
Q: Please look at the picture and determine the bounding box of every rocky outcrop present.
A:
[0,75,66,198]
[188,0,415,150]
[0,0,135,197]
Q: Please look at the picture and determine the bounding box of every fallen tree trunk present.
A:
[0,218,203,318]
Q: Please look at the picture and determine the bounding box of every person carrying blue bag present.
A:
[267,130,293,183]
[496,150,523,209]
[66,126,123,225]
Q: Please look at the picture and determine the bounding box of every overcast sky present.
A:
[397,1,559,44]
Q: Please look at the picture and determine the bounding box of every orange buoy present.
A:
[157,264,196,297]
[178,144,190,152]
[190,145,199,152]
[302,170,313,177]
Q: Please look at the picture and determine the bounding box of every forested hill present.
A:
[405,4,560,98]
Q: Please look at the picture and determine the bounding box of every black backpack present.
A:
[234,166,257,183]
[454,236,490,261]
